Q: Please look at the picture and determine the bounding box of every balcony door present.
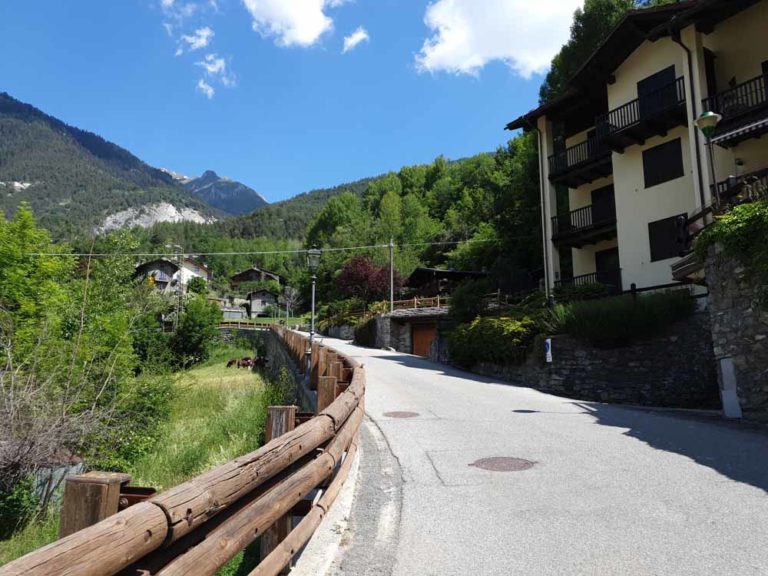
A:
[591,185,616,225]
[595,247,621,291]
[638,66,676,117]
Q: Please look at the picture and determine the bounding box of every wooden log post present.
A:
[58,472,131,538]
[261,406,298,572]
[317,376,337,413]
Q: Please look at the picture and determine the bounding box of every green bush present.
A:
[0,477,39,539]
[170,296,222,368]
[449,278,494,323]
[554,290,695,348]
[447,316,537,369]
[696,199,768,304]
[554,282,609,303]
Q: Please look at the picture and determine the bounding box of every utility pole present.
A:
[165,243,183,332]
[389,238,394,314]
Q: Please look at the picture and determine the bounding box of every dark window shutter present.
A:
[643,138,684,188]
[648,214,687,262]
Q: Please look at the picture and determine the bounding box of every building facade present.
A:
[135,257,211,293]
[507,0,768,294]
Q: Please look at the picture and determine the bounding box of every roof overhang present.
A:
[505,2,697,131]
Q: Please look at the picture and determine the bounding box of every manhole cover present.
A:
[384,411,420,419]
[469,457,535,472]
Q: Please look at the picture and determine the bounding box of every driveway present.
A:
[312,337,768,576]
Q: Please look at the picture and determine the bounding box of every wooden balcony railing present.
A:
[551,203,617,242]
[596,77,686,148]
[555,269,622,294]
[548,138,610,177]
[704,73,768,123]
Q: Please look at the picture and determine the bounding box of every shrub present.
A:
[447,316,537,369]
[554,282,609,302]
[556,290,695,348]
[0,477,39,539]
[170,296,222,367]
[449,278,494,323]
[696,199,768,304]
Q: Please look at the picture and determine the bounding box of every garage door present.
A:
[412,323,437,358]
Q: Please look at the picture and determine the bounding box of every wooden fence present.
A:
[0,327,364,576]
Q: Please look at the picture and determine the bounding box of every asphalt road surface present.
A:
[314,337,768,576]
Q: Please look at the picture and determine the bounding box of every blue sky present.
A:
[0,0,581,202]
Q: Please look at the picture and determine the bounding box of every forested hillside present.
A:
[0,93,215,234]
[131,139,542,302]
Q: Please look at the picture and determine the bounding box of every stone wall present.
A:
[263,329,316,412]
[443,313,720,410]
[706,247,768,421]
[326,324,355,340]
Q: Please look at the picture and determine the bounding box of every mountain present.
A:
[0,92,216,235]
[183,170,268,216]
[223,176,376,240]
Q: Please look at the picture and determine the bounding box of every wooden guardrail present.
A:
[0,328,364,576]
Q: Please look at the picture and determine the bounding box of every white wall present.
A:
[612,127,698,289]
[571,238,619,278]
[608,38,685,110]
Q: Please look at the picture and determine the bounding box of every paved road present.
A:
[314,337,768,576]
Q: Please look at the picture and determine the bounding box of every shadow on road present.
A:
[574,402,768,494]
[342,342,768,494]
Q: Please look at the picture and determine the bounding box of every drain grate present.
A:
[469,457,535,472]
[383,411,420,419]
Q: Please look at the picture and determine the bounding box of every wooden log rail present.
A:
[0,328,364,576]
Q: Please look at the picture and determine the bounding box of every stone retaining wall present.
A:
[706,247,768,421]
[445,313,720,410]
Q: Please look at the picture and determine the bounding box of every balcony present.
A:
[714,167,768,207]
[551,203,617,248]
[705,73,768,148]
[596,77,687,153]
[548,138,612,188]
[555,269,623,295]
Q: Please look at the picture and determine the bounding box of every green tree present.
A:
[170,296,222,367]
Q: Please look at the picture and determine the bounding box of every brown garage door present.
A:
[412,323,437,358]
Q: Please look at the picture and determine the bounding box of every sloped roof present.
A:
[505,2,697,131]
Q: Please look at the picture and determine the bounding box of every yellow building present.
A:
[507,0,768,295]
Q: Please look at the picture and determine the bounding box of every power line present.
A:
[24,236,536,258]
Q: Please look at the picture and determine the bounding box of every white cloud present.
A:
[416,0,582,78]
[342,26,369,54]
[178,26,215,54]
[196,53,237,87]
[241,0,350,47]
[197,78,215,98]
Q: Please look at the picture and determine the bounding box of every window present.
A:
[648,214,687,262]
[643,138,684,188]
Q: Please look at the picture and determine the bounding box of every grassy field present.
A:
[0,345,292,572]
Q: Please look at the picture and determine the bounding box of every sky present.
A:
[0,0,582,202]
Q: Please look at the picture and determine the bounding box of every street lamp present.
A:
[695,111,722,211]
[306,245,322,351]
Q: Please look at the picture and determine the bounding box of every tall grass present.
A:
[0,345,293,568]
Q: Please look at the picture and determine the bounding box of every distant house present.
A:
[230,266,285,289]
[135,257,211,293]
[406,267,488,297]
[179,257,212,284]
[246,289,278,318]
